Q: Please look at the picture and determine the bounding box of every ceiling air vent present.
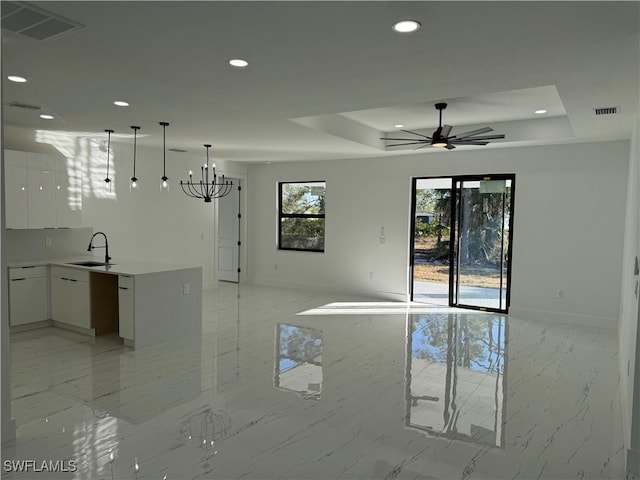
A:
[594,106,619,116]
[1,1,84,40]
[168,148,188,153]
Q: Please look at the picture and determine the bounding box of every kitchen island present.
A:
[8,258,202,350]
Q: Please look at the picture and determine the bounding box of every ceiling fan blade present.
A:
[413,143,432,151]
[441,125,452,138]
[401,129,433,139]
[450,126,493,139]
[385,141,430,147]
[450,140,489,146]
[454,134,505,141]
[380,137,425,141]
[446,144,456,150]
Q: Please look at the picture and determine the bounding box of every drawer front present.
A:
[50,266,90,283]
[118,274,134,290]
[9,265,47,280]
[9,276,49,325]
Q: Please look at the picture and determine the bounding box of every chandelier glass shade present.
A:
[180,144,233,203]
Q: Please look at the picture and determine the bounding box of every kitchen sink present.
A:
[67,261,113,267]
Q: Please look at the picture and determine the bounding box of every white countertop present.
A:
[8,257,201,276]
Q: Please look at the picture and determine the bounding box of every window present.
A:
[278,181,325,252]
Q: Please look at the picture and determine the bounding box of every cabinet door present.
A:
[9,277,48,325]
[118,286,134,340]
[52,277,91,329]
[55,155,82,228]
[69,280,91,329]
[4,150,29,229]
[27,153,57,228]
[51,277,70,323]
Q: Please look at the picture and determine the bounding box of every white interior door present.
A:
[217,179,241,282]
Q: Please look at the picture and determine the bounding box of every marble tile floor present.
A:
[1,282,630,480]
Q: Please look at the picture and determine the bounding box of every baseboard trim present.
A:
[508,306,617,328]
[248,276,407,302]
[10,319,52,333]
[51,321,96,337]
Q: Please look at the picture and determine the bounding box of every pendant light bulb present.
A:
[104,129,114,191]
[130,126,140,192]
[159,122,170,191]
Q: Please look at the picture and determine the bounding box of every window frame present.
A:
[278,180,326,253]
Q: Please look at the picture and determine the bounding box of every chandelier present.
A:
[180,144,233,203]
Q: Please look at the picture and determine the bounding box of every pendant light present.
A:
[104,129,113,190]
[130,125,140,191]
[159,121,169,191]
[180,144,233,203]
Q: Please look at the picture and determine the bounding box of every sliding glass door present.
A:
[411,175,515,313]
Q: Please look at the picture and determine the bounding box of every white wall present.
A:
[247,140,629,328]
[5,228,93,262]
[619,109,640,473]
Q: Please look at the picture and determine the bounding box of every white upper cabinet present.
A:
[27,153,57,228]
[54,155,82,228]
[4,150,29,229]
[4,149,82,229]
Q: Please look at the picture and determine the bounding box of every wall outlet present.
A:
[557,289,564,298]
[369,271,374,279]
[45,237,52,247]
[183,283,190,295]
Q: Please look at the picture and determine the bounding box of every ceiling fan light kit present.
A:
[381,102,505,150]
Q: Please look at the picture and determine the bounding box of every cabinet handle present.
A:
[119,286,129,290]
[68,279,77,282]
[11,278,26,282]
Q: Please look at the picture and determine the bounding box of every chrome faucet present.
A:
[87,232,111,264]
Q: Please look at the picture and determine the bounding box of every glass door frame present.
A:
[409,174,516,314]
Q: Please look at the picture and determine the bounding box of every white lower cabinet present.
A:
[8,266,49,326]
[50,266,91,330]
[118,275,134,340]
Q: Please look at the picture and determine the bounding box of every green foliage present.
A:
[281,184,325,214]
[280,218,325,250]
[458,187,511,267]
[415,221,450,239]
[280,182,326,250]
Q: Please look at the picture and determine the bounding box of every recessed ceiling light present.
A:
[114,100,129,107]
[229,59,249,68]
[8,75,27,83]
[394,124,405,128]
[392,20,421,33]
[534,109,548,115]
[40,114,54,120]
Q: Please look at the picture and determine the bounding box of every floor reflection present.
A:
[3,284,626,479]
[274,324,323,400]
[406,311,506,448]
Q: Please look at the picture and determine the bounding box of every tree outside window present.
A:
[278,181,325,252]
